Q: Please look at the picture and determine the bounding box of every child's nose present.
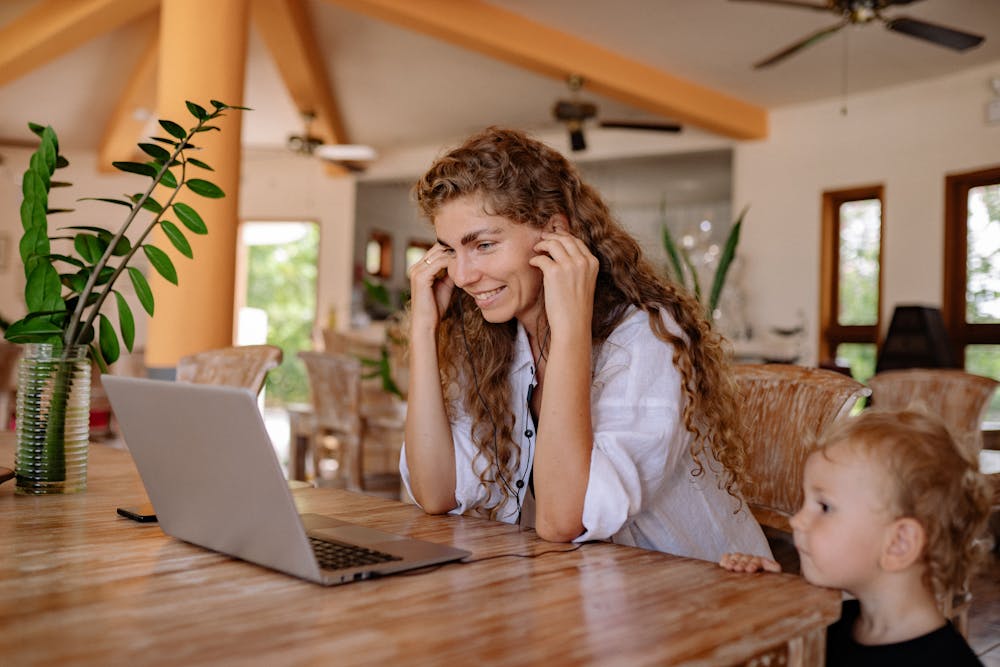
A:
[789,506,807,532]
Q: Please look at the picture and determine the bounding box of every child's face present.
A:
[789,441,897,595]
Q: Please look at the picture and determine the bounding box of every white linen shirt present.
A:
[400,307,772,562]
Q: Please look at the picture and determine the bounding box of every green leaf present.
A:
[78,197,133,208]
[159,119,187,140]
[138,142,172,161]
[48,253,86,268]
[94,266,115,286]
[3,316,63,343]
[40,128,58,173]
[98,314,121,365]
[186,179,224,198]
[74,233,106,264]
[160,220,193,258]
[49,181,72,188]
[707,205,748,314]
[30,151,50,190]
[186,101,208,120]
[680,248,701,304]
[159,168,178,189]
[24,262,64,313]
[127,267,154,316]
[114,291,135,352]
[45,207,74,215]
[20,169,48,230]
[130,192,163,214]
[55,155,69,169]
[194,125,220,133]
[64,270,88,292]
[19,226,50,269]
[173,202,207,234]
[186,157,214,171]
[113,161,158,178]
[661,223,685,286]
[143,244,178,285]
[151,136,178,146]
[28,121,45,137]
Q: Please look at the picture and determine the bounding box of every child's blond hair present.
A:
[816,408,992,600]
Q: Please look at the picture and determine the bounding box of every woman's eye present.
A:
[442,248,455,256]
[477,242,494,251]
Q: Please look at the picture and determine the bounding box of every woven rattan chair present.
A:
[868,368,998,460]
[734,364,871,533]
[176,344,283,396]
[0,342,22,431]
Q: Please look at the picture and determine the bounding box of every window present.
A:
[819,186,884,382]
[943,165,1000,424]
[404,239,433,272]
[365,231,393,279]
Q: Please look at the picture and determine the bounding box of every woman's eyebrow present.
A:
[438,227,504,248]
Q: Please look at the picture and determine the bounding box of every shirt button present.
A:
[524,429,533,438]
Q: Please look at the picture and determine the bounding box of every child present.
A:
[720,408,991,666]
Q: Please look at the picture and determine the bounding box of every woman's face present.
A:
[434,195,545,328]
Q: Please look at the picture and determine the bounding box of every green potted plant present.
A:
[4,99,248,494]
[661,203,748,322]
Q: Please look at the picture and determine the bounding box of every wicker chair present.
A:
[299,350,404,497]
[733,364,871,533]
[175,344,283,396]
[0,342,22,431]
[868,368,998,460]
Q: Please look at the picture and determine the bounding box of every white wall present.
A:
[734,60,1000,365]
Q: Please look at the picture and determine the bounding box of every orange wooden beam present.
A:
[322,0,767,140]
[0,0,159,87]
[97,16,159,171]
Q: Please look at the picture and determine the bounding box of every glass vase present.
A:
[14,343,91,495]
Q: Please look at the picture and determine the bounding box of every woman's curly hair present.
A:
[413,127,747,518]
[817,408,992,602]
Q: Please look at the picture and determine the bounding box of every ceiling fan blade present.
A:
[753,20,847,68]
[884,16,984,52]
[599,120,682,133]
[314,143,377,162]
[728,0,831,11]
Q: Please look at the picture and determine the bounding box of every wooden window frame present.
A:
[365,230,393,279]
[819,185,885,364]
[943,164,1000,364]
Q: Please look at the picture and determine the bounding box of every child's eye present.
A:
[818,501,831,513]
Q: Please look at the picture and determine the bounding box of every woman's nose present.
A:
[449,254,478,288]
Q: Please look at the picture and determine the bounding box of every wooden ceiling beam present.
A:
[251,0,349,146]
[0,0,159,87]
[97,16,159,172]
[322,0,767,140]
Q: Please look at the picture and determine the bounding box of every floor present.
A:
[768,529,1000,663]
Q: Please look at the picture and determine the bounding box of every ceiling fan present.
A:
[552,75,682,152]
[286,111,377,171]
[732,0,985,69]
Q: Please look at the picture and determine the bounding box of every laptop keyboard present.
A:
[309,536,401,570]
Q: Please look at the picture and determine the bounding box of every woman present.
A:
[402,127,770,562]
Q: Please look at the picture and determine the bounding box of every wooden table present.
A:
[0,434,840,666]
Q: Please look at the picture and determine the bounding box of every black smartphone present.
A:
[116,503,158,523]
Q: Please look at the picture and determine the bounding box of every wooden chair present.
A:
[868,368,998,460]
[299,350,404,497]
[0,342,22,431]
[175,344,283,395]
[733,363,871,533]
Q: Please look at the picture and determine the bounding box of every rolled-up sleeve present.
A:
[576,316,686,543]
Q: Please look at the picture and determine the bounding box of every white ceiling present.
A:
[1,0,999,160]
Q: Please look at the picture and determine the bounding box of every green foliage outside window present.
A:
[245,224,318,405]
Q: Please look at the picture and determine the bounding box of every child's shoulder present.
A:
[827,600,982,667]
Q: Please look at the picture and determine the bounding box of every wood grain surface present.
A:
[0,434,840,666]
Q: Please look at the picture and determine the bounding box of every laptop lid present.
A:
[103,376,469,585]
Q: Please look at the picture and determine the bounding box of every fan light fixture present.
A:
[286,111,377,165]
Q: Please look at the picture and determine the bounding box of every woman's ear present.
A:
[547,213,569,233]
[880,517,927,572]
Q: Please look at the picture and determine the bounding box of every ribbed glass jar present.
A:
[14,343,91,495]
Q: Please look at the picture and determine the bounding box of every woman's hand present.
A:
[529,230,599,338]
[408,244,455,332]
[719,553,782,573]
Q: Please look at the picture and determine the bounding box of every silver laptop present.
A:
[103,376,470,586]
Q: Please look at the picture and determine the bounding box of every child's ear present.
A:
[881,517,926,572]
[546,213,569,233]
